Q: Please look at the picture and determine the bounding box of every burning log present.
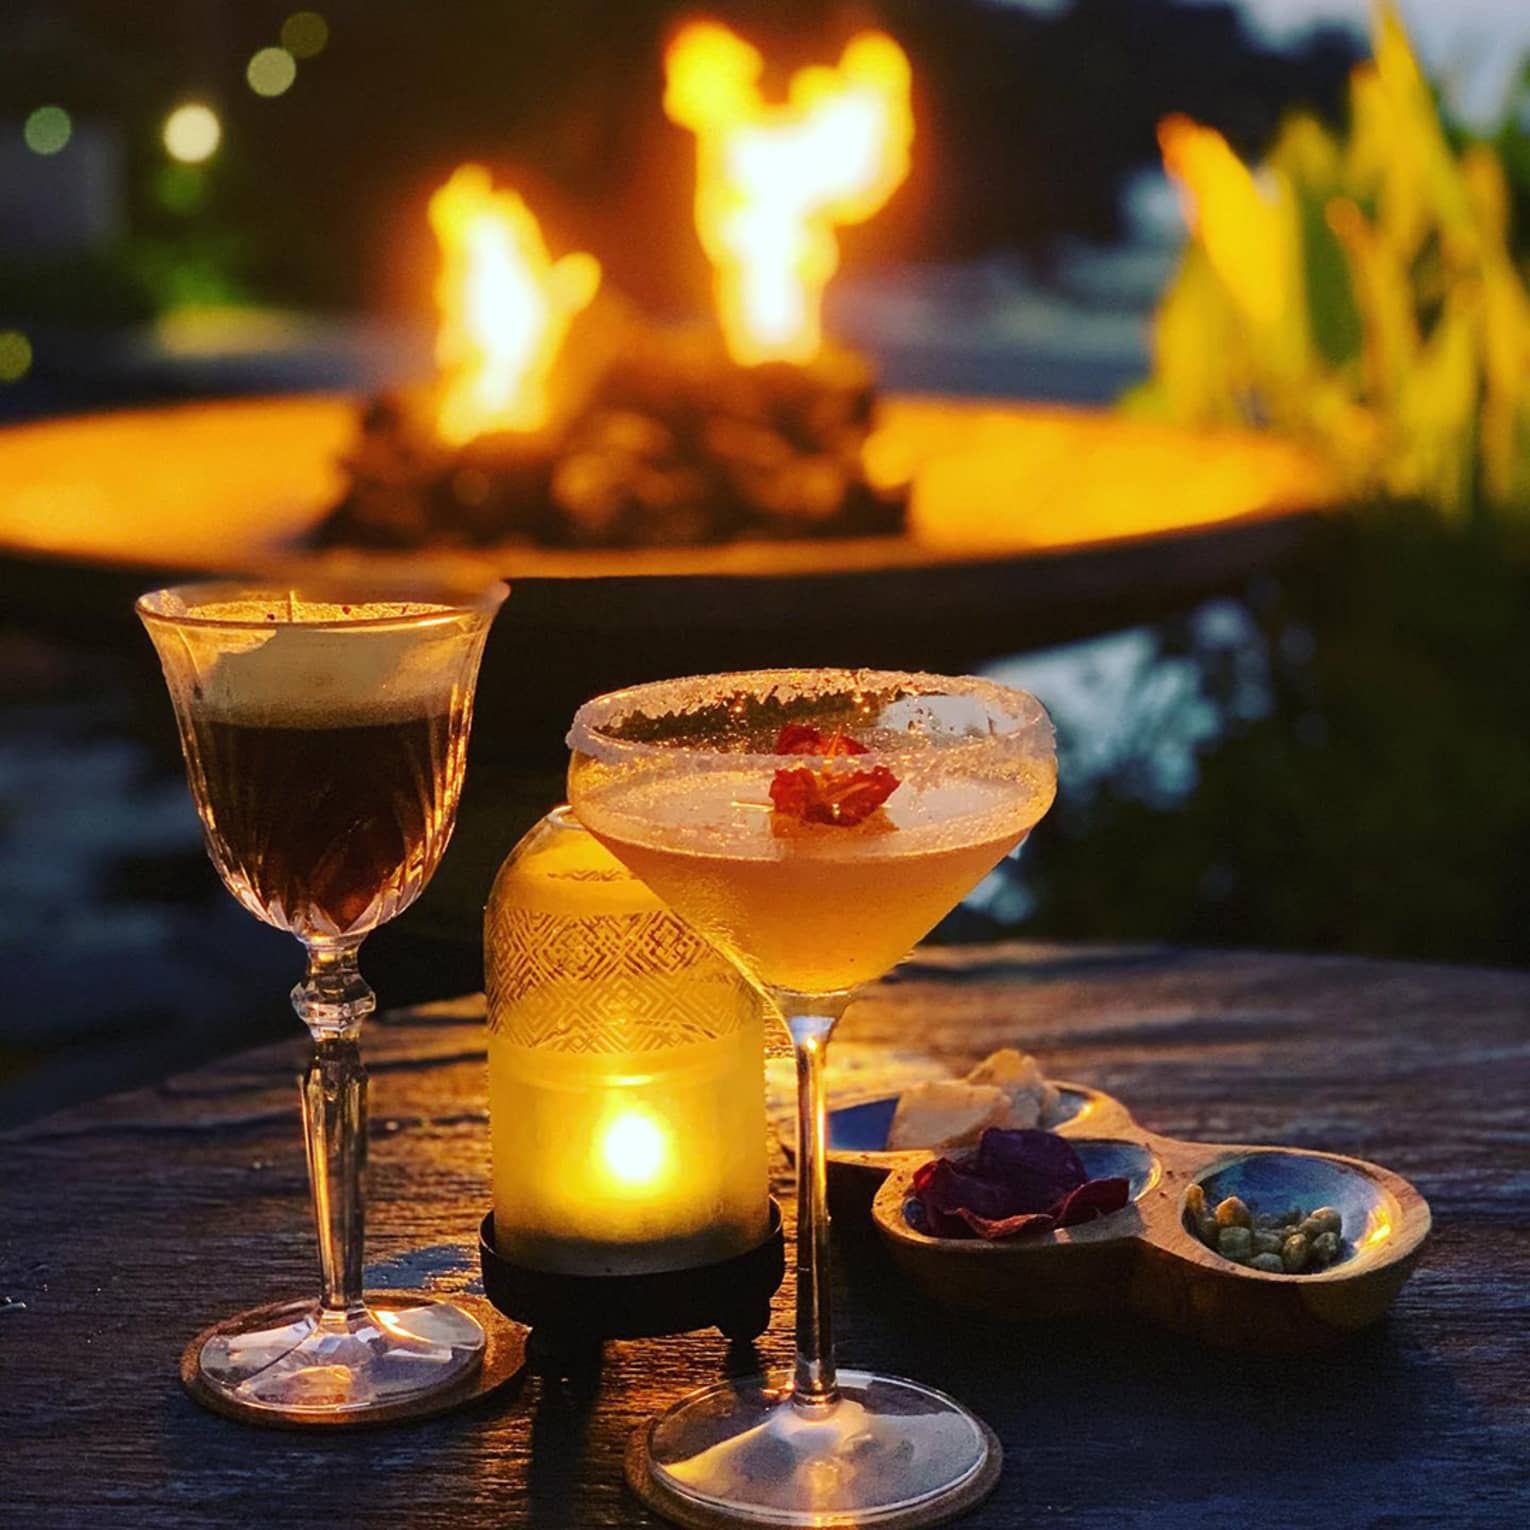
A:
[314,327,904,551]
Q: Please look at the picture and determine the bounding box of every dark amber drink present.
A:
[187,709,458,938]
[137,578,505,1421]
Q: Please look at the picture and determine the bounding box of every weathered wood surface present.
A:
[2,943,1527,1528]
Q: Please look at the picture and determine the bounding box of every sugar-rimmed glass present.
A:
[568,668,1056,1528]
[138,576,506,1420]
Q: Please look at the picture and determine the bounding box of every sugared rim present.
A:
[136,577,509,632]
[567,668,1054,769]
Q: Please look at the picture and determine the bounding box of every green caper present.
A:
[1311,1231,1341,1266]
[1190,1194,1346,1274]
[1217,1225,1253,1261]
[1215,1196,1253,1229]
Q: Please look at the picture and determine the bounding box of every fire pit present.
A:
[0,386,1329,665]
[0,19,1333,755]
[314,24,918,555]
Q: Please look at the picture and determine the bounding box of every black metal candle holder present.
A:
[479,1200,785,1353]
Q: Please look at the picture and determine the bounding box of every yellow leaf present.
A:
[1159,115,1287,331]
[1327,197,1419,407]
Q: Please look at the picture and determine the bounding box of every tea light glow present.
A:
[601,1108,671,1189]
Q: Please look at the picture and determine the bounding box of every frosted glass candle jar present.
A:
[485,807,770,1277]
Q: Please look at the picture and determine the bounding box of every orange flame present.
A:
[429,165,600,444]
[664,22,913,366]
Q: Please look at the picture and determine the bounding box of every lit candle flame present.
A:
[599,1108,670,1191]
[429,164,601,444]
[664,22,913,366]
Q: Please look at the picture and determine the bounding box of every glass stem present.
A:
[775,987,853,1412]
[293,937,376,1321]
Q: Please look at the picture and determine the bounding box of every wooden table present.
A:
[2,944,1526,1528]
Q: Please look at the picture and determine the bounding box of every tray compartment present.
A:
[1185,1148,1399,1275]
[826,1082,1094,1156]
[873,1134,1162,1320]
[809,1079,1127,1221]
[1138,1144,1431,1352]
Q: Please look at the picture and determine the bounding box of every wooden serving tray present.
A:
[845,1085,1429,1353]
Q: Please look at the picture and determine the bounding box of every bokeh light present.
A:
[281,11,330,60]
[162,103,221,164]
[246,47,298,98]
[22,106,71,156]
[0,331,34,383]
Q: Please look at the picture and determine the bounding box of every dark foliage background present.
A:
[1012,508,1530,968]
[0,0,1358,323]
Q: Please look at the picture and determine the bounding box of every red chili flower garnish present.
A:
[769,724,898,827]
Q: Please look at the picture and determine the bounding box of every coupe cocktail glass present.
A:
[568,669,1056,1528]
[139,577,506,1419]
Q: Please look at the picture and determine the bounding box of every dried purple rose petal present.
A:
[949,1207,1058,1240]
[911,1158,1022,1237]
[1051,1176,1130,1227]
[909,1128,1133,1242]
[972,1128,1089,1203]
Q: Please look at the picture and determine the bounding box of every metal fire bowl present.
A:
[0,391,1330,763]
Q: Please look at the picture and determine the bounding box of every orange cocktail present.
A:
[569,669,1055,1530]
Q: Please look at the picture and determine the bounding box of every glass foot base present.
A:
[628,1370,1002,1529]
[188,1294,486,1422]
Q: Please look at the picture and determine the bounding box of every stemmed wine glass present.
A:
[568,668,1056,1529]
[139,576,506,1420]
